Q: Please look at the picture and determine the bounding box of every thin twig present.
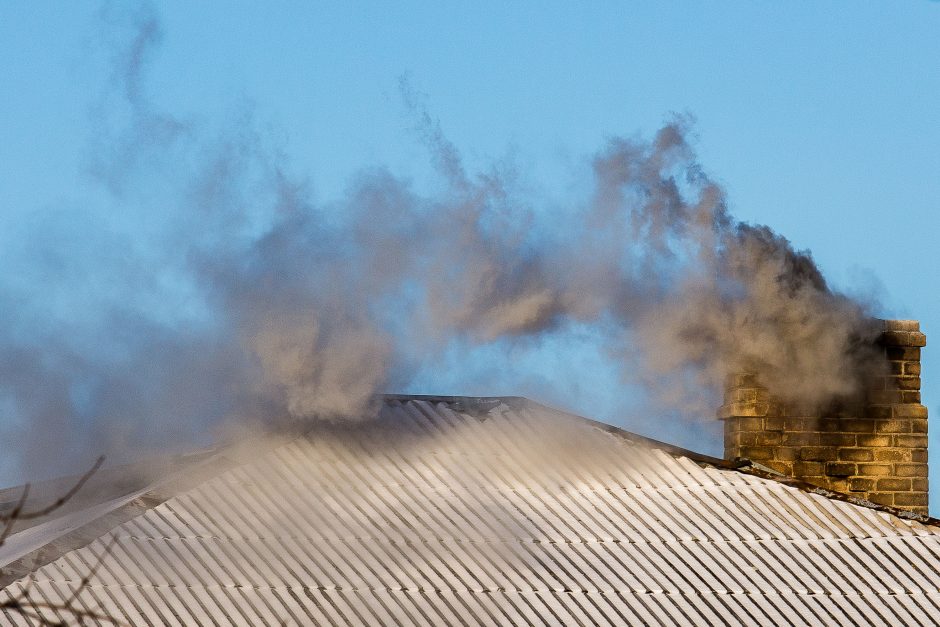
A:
[0,483,30,548]
[63,536,116,608]
[1,456,105,522]
[0,456,126,625]
[1,536,129,626]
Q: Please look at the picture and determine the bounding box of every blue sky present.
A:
[1,2,939,502]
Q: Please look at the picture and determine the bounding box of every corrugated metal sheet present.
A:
[2,397,940,626]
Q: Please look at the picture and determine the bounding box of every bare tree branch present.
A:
[0,483,30,548]
[0,456,105,528]
[0,457,125,625]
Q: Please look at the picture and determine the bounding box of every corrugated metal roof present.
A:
[2,396,940,626]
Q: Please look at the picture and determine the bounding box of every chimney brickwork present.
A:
[719,320,928,515]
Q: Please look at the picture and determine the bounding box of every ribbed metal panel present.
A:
[2,397,940,626]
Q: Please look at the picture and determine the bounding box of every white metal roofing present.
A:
[2,396,940,626]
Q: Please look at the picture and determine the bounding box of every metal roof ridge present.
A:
[517,397,745,468]
[381,393,742,469]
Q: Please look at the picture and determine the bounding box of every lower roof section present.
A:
[2,396,940,626]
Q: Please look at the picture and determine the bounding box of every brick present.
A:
[893,493,929,507]
[896,377,921,391]
[911,420,928,434]
[902,391,921,403]
[764,417,786,431]
[775,447,798,461]
[894,435,928,448]
[895,464,928,477]
[816,418,842,432]
[739,446,774,461]
[784,418,806,431]
[737,432,758,446]
[737,417,764,431]
[838,448,874,462]
[888,361,904,375]
[875,419,911,434]
[783,432,820,446]
[882,330,927,347]
[800,447,837,461]
[883,320,920,332]
[826,478,848,493]
[904,362,921,376]
[729,373,759,388]
[793,461,825,476]
[874,448,912,462]
[866,492,894,506]
[732,388,759,403]
[772,404,790,417]
[868,390,904,404]
[912,449,928,463]
[818,433,857,447]
[820,403,855,419]
[841,419,875,433]
[857,464,892,476]
[756,432,782,446]
[894,404,928,419]
[848,478,875,492]
[825,463,856,477]
[719,402,769,418]
[876,478,911,491]
[886,346,920,361]
[855,434,891,447]
[864,405,893,419]
[912,478,929,492]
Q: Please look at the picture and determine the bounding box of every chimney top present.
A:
[883,319,920,332]
[880,319,926,348]
[720,318,929,514]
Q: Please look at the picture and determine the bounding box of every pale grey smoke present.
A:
[0,6,879,483]
[393,96,878,414]
[250,313,391,421]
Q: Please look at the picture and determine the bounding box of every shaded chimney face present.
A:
[719,320,928,515]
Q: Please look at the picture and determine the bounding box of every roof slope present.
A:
[2,397,940,626]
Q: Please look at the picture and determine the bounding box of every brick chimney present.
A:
[719,319,928,514]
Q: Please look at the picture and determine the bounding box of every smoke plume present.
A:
[0,6,880,483]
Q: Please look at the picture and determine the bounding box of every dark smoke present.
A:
[0,6,880,483]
